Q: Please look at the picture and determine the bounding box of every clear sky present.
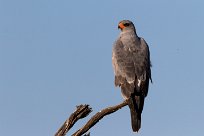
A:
[0,0,204,136]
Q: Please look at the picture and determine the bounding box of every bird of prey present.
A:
[112,20,152,132]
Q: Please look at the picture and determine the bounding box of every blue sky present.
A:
[0,0,204,136]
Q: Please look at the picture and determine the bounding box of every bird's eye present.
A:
[123,23,130,27]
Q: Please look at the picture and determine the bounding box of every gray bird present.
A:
[112,20,152,132]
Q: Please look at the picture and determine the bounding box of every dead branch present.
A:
[72,100,128,136]
[55,104,92,136]
[55,100,128,136]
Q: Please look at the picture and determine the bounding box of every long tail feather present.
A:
[127,95,141,132]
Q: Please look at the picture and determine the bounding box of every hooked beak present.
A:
[118,22,125,30]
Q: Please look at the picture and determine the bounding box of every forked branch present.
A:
[55,100,128,136]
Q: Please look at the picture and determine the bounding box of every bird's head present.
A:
[118,20,136,32]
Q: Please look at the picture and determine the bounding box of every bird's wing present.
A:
[133,38,151,96]
[112,37,151,96]
[112,38,135,87]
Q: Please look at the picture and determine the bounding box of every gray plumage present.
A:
[112,20,152,132]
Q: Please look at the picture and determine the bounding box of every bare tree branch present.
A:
[55,104,92,136]
[55,100,128,136]
[72,100,128,136]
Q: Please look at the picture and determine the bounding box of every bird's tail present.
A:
[121,83,144,132]
[127,94,144,132]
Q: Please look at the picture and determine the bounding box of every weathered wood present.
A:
[55,100,128,136]
[72,100,128,136]
[55,104,92,136]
